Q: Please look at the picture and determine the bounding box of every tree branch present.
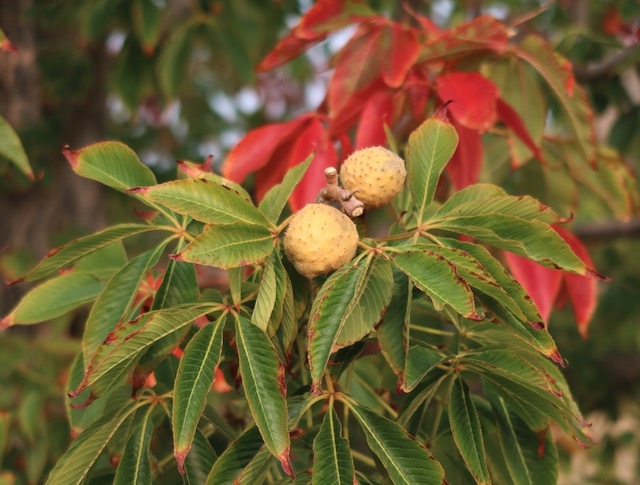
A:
[574,44,640,82]
[573,217,640,244]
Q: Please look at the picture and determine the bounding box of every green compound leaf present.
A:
[312,407,355,485]
[133,178,269,227]
[335,256,394,348]
[307,256,372,393]
[184,429,218,485]
[449,377,490,485]
[349,402,444,485]
[173,314,227,473]
[83,242,167,365]
[392,249,480,320]
[63,141,156,192]
[234,316,292,476]
[259,152,313,223]
[406,108,459,225]
[0,114,34,179]
[252,255,278,332]
[113,408,154,485]
[175,223,275,269]
[45,400,144,485]
[18,223,161,283]
[3,272,104,328]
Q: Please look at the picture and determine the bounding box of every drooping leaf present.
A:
[307,256,371,392]
[157,21,195,98]
[173,314,227,472]
[0,114,34,179]
[113,408,154,485]
[335,256,394,348]
[355,89,395,149]
[133,178,269,227]
[83,242,167,365]
[63,141,156,192]
[231,448,273,485]
[259,153,313,223]
[392,249,479,320]
[312,407,355,485]
[434,184,565,224]
[132,0,162,53]
[435,72,498,132]
[432,214,593,275]
[252,255,278,332]
[234,316,292,475]
[406,107,459,225]
[376,270,411,377]
[175,223,275,269]
[449,377,490,484]
[349,402,445,485]
[17,224,159,283]
[184,429,218,485]
[2,272,104,328]
[45,400,144,485]
[151,244,199,311]
[492,397,558,485]
[73,304,219,398]
[205,427,264,485]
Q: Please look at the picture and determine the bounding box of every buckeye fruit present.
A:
[284,203,358,278]
[340,146,406,209]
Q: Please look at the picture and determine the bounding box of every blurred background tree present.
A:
[1,0,639,483]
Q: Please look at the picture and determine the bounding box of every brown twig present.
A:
[573,217,640,244]
[316,168,365,218]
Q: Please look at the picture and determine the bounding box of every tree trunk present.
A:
[0,0,108,315]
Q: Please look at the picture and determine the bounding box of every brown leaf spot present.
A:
[278,447,295,478]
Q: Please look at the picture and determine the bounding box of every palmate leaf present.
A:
[433,184,565,224]
[45,400,145,485]
[432,213,590,275]
[174,223,275,269]
[0,114,34,179]
[234,316,292,475]
[335,256,394,348]
[392,249,480,320]
[312,407,355,485]
[63,141,157,192]
[72,304,220,399]
[83,241,168,365]
[74,241,129,279]
[492,397,558,485]
[275,261,297,354]
[252,254,278,332]
[259,152,313,223]
[449,377,491,485]
[132,178,269,227]
[403,345,446,393]
[349,402,444,485]
[17,223,161,282]
[406,107,459,225]
[307,255,372,393]
[173,313,227,472]
[2,272,104,328]
[113,408,154,485]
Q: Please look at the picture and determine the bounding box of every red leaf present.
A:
[223,115,312,183]
[445,120,482,190]
[329,79,387,137]
[377,23,421,88]
[554,226,598,338]
[404,69,430,122]
[403,2,441,35]
[355,89,394,149]
[257,0,372,72]
[505,252,563,324]
[328,24,382,117]
[496,98,544,163]
[290,119,337,210]
[436,71,498,132]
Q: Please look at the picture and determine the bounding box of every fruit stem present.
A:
[315,167,366,218]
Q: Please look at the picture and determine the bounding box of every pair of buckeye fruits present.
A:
[283,146,406,278]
